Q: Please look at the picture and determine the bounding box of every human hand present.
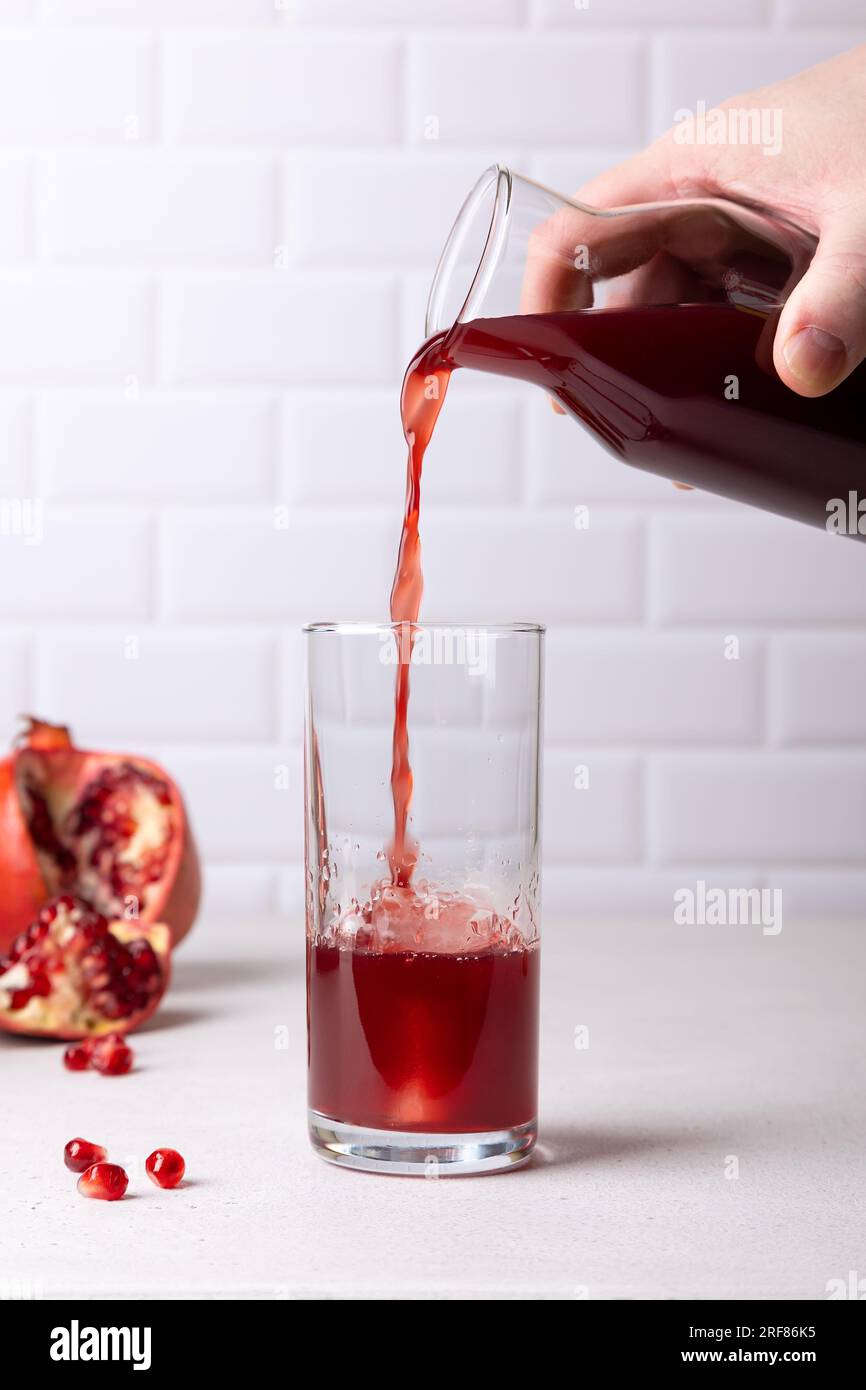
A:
[571,45,866,399]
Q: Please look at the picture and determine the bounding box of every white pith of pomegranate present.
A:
[0,895,170,1040]
[19,758,175,922]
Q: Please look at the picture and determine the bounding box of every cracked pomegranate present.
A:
[145,1148,185,1189]
[0,717,200,954]
[64,1138,107,1173]
[77,1162,128,1202]
[0,896,170,1040]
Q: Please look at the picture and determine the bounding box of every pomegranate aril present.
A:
[91,1033,134,1075]
[6,935,29,964]
[25,787,77,878]
[8,920,48,963]
[64,1137,107,1173]
[145,1148,185,1189]
[77,1162,128,1202]
[63,1041,92,1071]
[127,939,158,970]
[71,920,108,950]
[81,959,110,985]
[92,992,127,1022]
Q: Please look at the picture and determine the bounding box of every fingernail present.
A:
[782,325,848,390]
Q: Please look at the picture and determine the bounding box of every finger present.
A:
[519,137,685,318]
[774,216,866,396]
[520,205,671,316]
[519,204,597,316]
[574,137,686,210]
[522,183,783,318]
[602,250,713,310]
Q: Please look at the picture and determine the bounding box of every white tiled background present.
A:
[1,0,864,924]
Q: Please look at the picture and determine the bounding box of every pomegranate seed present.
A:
[64,1138,107,1173]
[91,1033,134,1076]
[77,1162,128,1202]
[8,932,30,961]
[145,1148,185,1189]
[71,919,107,949]
[92,991,127,1021]
[62,1042,92,1071]
[127,939,158,973]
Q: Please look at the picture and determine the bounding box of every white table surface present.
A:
[3,916,864,1301]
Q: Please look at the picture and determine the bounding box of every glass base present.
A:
[308,1111,536,1177]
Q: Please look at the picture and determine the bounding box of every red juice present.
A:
[386,338,452,886]
[308,922,539,1135]
[443,302,866,534]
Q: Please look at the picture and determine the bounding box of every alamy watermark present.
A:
[826,491,866,537]
[673,101,783,157]
[379,623,493,679]
[826,1270,866,1299]
[674,880,782,936]
[0,497,43,546]
[50,1321,151,1370]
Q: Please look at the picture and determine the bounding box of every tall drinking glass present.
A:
[305,621,543,1176]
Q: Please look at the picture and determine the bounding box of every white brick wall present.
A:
[164,35,402,145]
[0,34,156,144]
[0,1,862,923]
[43,153,277,265]
[161,275,400,383]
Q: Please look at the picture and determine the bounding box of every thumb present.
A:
[774,217,866,397]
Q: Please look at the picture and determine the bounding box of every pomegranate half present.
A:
[0,718,200,953]
[0,896,170,1040]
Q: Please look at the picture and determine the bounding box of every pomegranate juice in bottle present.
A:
[436,303,866,534]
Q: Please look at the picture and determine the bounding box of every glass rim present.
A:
[425,163,512,336]
[302,620,545,636]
